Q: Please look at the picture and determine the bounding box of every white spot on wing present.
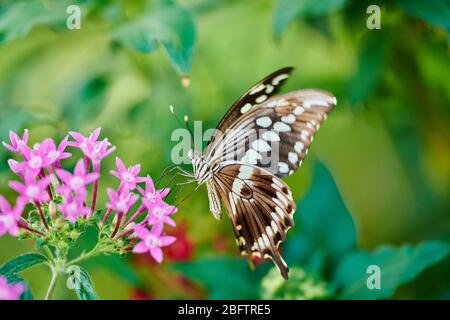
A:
[294,141,304,153]
[272,74,289,85]
[272,177,284,188]
[274,121,291,132]
[271,221,278,233]
[271,212,279,222]
[240,103,252,114]
[250,84,265,95]
[293,106,304,115]
[241,149,262,165]
[300,130,309,141]
[255,95,268,104]
[229,193,237,215]
[275,206,285,217]
[266,226,273,237]
[278,161,289,173]
[256,116,272,128]
[303,99,329,108]
[232,179,244,193]
[262,234,271,247]
[288,152,298,164]
[262,130,280,142]
[258,237,265,250]
[238,166,254,180]
[281,114,296,124]
[331,97,337,105]
[265,84,274,94]
[252,139,271,152]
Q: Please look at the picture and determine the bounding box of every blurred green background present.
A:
[0,0,449,299]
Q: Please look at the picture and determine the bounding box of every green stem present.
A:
[67,244,104,266]
[43,245,55,264]
[45,269,60,300]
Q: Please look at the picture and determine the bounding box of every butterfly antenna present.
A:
[170,105,195,149]
[173,183,201,207]
[155,163,178,189]
[184,114,195,148]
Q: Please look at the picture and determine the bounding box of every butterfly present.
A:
[183,67,336,279]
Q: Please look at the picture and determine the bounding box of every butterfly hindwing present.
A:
[207,89,336,177]
[211,162,295,279]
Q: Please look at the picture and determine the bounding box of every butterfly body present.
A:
[185,67,336,279]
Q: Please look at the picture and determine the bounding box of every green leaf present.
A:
[80,254,141,286]
[0,252,48,278]
[273,0,349,36]
[69,265,98,300]
[173,256,262,299]
[333,241,450,299]
[348,33,388,108]
[0,0,71,43]
[61,76,108,128]
[284,162,356,273]
[261,266,333,300]
[397,0,450,31]
[67,225,99,261]
[113,1,196,74]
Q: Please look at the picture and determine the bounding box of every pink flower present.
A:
[107,188,139,214]
[132,224,176,263]
[144,202,177,227]
[58,197,91,223]
[136,176,170,210]
[69,128,115,163]
[16,139,53,173]
[0,196,24,237]
[44,136,71,166]
[84,138,116,164]
[56,159,99,194]
[0,276,25,300]
[7,159,23,177]
[9,172,51,203]
[2,129,28,153]
[111,157,141,190]
[68,127,102,154]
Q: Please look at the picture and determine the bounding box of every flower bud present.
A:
[50,173,60,189]
[69,230,80,240]
[49,201,57,220]
[57,241,68,250]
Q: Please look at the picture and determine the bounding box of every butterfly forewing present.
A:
[211,162,295,279]
[207,89,336,177]
[206,67,294,152]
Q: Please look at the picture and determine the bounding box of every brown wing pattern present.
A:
[207,89,336,177]
[212,162,295,279]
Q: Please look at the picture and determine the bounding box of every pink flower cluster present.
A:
[0,128,177,264]
[0,276,25,300]
[106,157,177,263]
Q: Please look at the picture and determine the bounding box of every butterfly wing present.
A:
[206,67,294,149]
[212,162,295,279]
[206,89,336,177]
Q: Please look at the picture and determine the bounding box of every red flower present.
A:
[130,288,153,300]
[165,222,194,262]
